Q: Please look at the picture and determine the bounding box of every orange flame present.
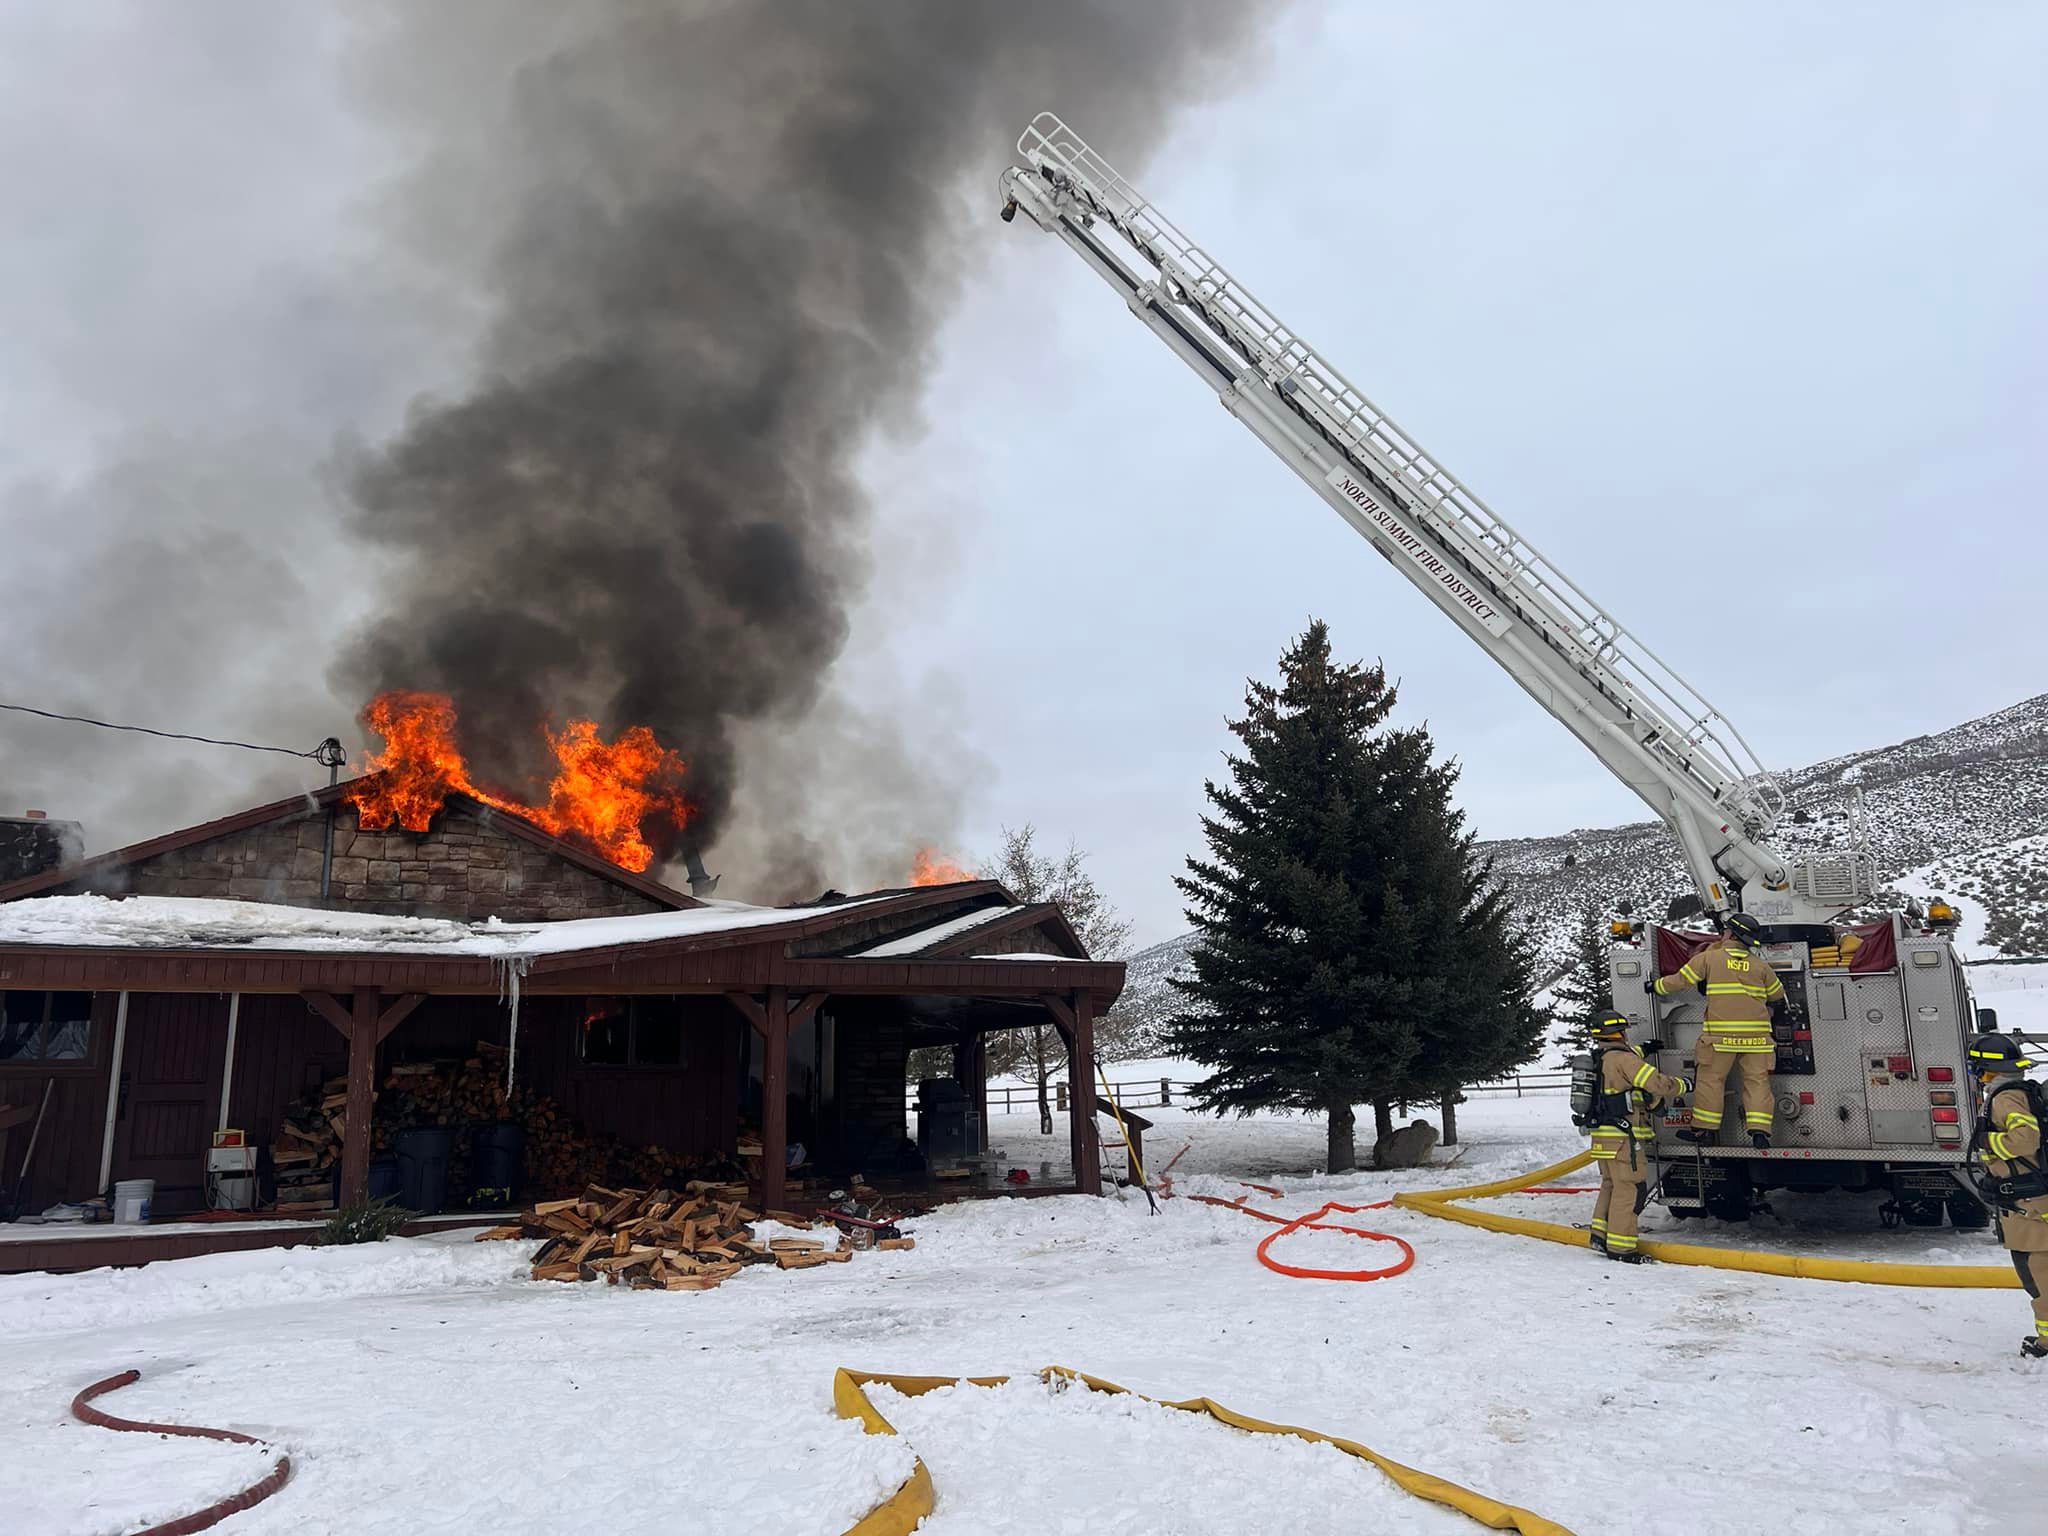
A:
[348,690,692,872]
[908,847,973,886]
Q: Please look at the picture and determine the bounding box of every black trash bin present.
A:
[469,1122,524,1208]
[367,1156,402,1205]
[916,1078,968,1167]
[394,1126,455,1215]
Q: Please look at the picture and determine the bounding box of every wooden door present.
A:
[112,996,229,1215]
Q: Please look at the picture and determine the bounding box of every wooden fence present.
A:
[915,1070,1571,1116]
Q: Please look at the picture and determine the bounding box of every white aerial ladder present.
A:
[1002,115,2000,1227]
[999,112,1876,926]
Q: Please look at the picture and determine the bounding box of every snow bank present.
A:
[0,1231,535,1339]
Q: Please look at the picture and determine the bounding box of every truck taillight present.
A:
[1935,1125,1963,1141]
[1927,1067,1954,1082]
[1931,1108,1960,1124]
[1929,1090,1957,1107]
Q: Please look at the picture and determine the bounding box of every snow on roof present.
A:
[853,903,1015,958]
[966,951,1074,961]
[0,892,898,958]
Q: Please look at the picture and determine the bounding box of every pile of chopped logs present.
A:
[267,1048,833,1215]
[269,1076,352,1214]
[476,1182,913,1291]
[380,1049,748,1203]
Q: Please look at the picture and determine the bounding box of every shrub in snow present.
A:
[323,1196,415,1246]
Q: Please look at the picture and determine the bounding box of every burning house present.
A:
[0,773,1121,1272]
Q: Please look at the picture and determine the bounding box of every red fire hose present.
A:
[70,1370,291,1535]
[1187,1185,1416,1282]
[1188,1178,1596,1283]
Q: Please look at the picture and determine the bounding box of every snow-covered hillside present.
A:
[1116,692,2048,1041]
[1486,690,2048,975]
[1098,931,1197,1059]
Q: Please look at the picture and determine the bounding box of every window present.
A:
[633,1000,685,1066]
[0,991,95,1067]
[577,997,690,1069]
[581,1001,631,1065]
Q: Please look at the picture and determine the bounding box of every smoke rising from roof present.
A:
[332,1,1256,895]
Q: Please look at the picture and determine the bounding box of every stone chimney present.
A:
[1,812,84,885]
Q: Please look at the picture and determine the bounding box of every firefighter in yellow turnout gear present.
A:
[1586,1011,1690,1263]
[1967,1032,2048,1358]
[1653,912,1785,1149]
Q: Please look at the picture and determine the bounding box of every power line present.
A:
[0,701,344,765]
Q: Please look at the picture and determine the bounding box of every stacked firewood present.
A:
[269,1076,353,1214]
[379,1049,747,1203]
[475,1182,913,1290]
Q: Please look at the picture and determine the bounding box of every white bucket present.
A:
[112,1179,154,1224]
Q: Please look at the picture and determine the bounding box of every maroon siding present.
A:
[375,994,743,1166]
[110,994,231,1214]
[0,994,116,1208]
[225,994,349,1150]
[453,995,744,1164]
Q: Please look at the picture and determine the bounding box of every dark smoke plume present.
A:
[335,1,1256,890]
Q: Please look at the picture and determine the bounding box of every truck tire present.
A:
[1946,1194,1992,1231]
[1898,1198,1945,1228]
[1704,1187,1751,1224]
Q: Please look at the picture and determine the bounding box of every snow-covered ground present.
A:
[8,1062,2046,1535]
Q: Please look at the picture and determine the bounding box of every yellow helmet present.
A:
[1967,1033,2033,1077]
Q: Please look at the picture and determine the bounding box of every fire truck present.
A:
[998,113,1989,1228]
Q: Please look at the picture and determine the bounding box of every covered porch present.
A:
[0,890,1122,1270]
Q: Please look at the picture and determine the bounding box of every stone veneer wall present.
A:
[833,1004,915,1157]
[56,800,670,923]
[955,926,1066,958]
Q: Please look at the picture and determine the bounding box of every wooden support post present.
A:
[759,986,790,1215]
[1067,990,1100,1196]
[725,990,813,1214]
[375,993,425,1043]
[340,988,379,1208]
[302,990,352,1037]
[723,991,768,1034]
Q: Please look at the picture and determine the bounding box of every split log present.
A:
[495,1182,914,1291]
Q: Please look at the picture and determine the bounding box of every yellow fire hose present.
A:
[1095,1066,1154,1210]
[1392,1150,2021,1289]
[828,1155,2018,1532]
[834,1365,1573,1535]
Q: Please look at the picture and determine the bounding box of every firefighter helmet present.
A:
[1590,1011,1630,1041]
[1967,1033,2034,1077]
[1724,912,1766,946]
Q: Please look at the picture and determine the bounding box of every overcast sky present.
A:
[2,3,2042,946]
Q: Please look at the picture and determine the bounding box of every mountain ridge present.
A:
[1104,691,2048,1057]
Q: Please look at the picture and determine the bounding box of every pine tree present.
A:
[1548,899,1613,1045]
[1366,733,1546,1143]
[1167,621,1431,1173]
